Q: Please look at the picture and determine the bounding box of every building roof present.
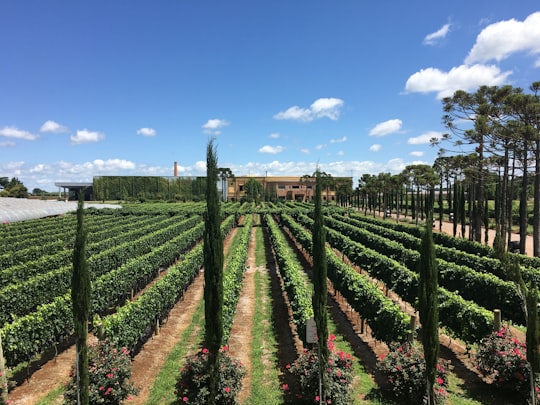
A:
[54,182,93,188]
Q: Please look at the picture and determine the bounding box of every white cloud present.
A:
[300,148,310,154]
[194,160,207,172]
[410,151,425,157]
[370,144,382,152]
[258,145,284,154]
[93,159,136,171]
[269,132,280,139]
[423,23,451,45]
[337,150,345,156]
[70,129,105,144]
[465,12,540,64]
[404,64,511,99]
[137,127,156,137]
[315,144,327,150]
[202,119,229,135]
[40,120,68,133]
[330,136,347,143]
[369,119,402,136]
[0,141,16,147]
[274,97,344,122]
[408,131,445,145]
[29,163,48,173]
[0,126,38,140]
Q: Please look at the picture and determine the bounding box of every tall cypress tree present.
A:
[312,170,330,399]
[71,190,90,405]
[418,190,439,405]
[203,139,224,404]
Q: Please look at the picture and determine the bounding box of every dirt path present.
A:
[228,225,256,403]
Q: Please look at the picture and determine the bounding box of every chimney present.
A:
[174,161,178,177]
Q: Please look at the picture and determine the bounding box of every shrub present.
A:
[287,335,353,404]
[378,342,449,404]
[476,327,539,400]
[64,341,138,404]
[175,346,245,404]
[0,369,9,405]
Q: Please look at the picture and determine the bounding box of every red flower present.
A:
[224,386,231,393]
[282,383,289,391]
[379,353,386,360]
[436,377,443,385]
[202,348,209,354]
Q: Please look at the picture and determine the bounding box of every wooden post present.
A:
[0,332,8,402]
[408,314,417,342]
[155,319,160,336]
[493,309,502,331]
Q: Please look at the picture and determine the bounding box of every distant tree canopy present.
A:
[243,177,263,202]
[0,177,28,198]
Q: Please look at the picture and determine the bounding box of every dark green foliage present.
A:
[203,139,224,403]
[418,200,439,404]
[526,284,540,374]
[71,190,91,404]
[312,170,330,397]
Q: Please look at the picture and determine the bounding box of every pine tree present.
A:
[203,139,224,404]
[418,189,439,405]
[71,190,91,404]
[312,170,329,399]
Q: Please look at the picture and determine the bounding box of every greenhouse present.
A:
[0,197,120,223]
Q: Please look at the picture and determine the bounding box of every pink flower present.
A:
[224,386,231,393]
[282,383,289,390]
[202,348,209,354]
[379,353,386,360]
[436,377,443,385]
[183,397,188,402]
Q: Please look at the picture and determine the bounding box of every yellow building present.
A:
[226,175,352,202]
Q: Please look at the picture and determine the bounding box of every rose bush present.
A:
[64,341,138,404]
[174,346,245,404]
[286,335,353,404]
[476,327,539,401]
[378,342,449,404]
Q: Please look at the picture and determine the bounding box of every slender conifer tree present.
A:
[312,169,330,399]
[71,190,90,405]
[203,139,224,404]
[418,189,439,405]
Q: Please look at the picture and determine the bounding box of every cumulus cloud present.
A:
[330,136,347,143]
[465,12,540,64]
[40,120,68,133]
[337,150,344,156]
[404,64,511,99]
[410,151,425,157]
[370,144,382,152]
[274,97,344,122]
[258,145,284,154]
[269,132,280,139]
[93,158,136,171]
[0,126,38,140]
[300,148,310,154]
[137,127,156,137]
[423,23,451,45]
[369,119,403,136]
[408,131,445,145]
[70,129,105,144]
[202,119,229,135]
[316,144,327,150]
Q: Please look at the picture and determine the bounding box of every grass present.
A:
[144,300,205,404]
[246,226,283,404]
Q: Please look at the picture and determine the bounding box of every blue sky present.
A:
[1,1,539,192]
